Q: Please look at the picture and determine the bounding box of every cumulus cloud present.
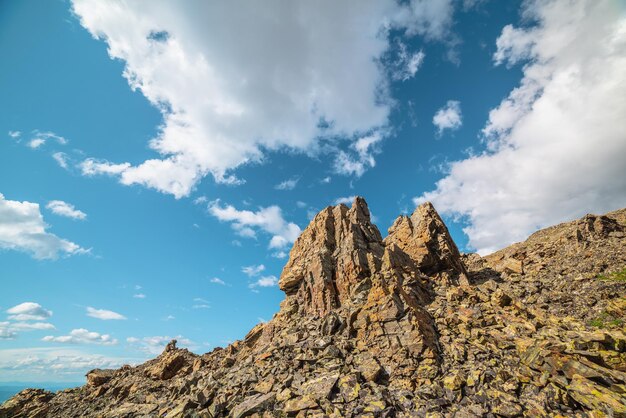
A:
[2,303,55,339]
[249,275,279,289]
[334,132,384,177]
[0,347,132,380]
[208,201,301,249]
[46,200,87,220]
[0,193,87,259]
[7,302,52,321]
[242,264,265,277]
[8,131,21,140]
[71,0,455,197]
[274,177,299,191]
[432,100,462,135]
[416,0,626,254]
[42,328,118,345]
[86,307,126,320]
[133,293,146,299]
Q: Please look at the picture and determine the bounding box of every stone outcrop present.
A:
[278,197,384,316]
[3,198,625,417]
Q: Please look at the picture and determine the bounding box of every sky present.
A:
[1,0,625,383]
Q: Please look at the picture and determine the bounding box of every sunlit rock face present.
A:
[3,199,626,418]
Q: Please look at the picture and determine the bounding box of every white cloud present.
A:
[321,176,332,184]
[2,303,55,339]
[126,335,195,355]
[274,177,299,191]
[192,297,210,309]
[0,325,16,340]
[71,0,455,198]
[0,193,87,259]
[52,152,69,169]
[249,275,279,288]
[271,251,288,259]
[86,307,126,320]
[209,277,225,285]
[390,41,425,81]
[80,158,131,176]
[0,321,55,340]
[242,264,265,277]
[333,196,357,205]
[42,328,118,345]
[432,100,462,135]
[133,293,146,299]
[8,131,21,140]
[416,0,626,254]
[0,347,133,381]
[334,132,384,177]
[27,138,45,149]
[208,200,301,249]
[26,131,68,149]
[46,200,87,220]
[9,322,55,331]
[7,302,52,321]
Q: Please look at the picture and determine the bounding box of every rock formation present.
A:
[2,198,625,417]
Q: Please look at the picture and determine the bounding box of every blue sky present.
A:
[1,0,625,383]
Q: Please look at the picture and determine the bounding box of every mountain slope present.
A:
[2,198,625,417]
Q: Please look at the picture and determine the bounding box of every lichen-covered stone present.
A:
[3,199,625,418]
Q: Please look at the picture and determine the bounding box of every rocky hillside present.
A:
[2,198,625,417]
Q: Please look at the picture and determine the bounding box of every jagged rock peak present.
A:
[385,201,469,285]
[278,196,383,317]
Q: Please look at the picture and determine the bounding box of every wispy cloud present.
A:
[242,264,265,277]
[86,307,126,320]
[52,152,69,169]
[209,277,226,285]
[274,177,299,191]
[334,132,384,177]
[46,200,87,220]
[26,131,68,149]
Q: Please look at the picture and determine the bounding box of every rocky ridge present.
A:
[2,198,625,417]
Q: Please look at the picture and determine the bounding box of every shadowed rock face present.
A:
[3,198,626,418]
[385,202,469,285]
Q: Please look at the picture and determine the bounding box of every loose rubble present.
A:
[2,198,625,417]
